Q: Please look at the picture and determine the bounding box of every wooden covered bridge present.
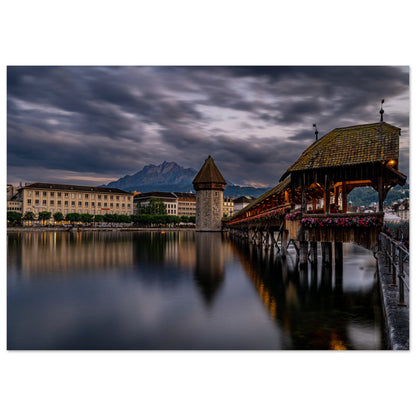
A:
[225,119,406,266]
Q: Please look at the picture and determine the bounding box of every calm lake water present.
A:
[7,230,386,350]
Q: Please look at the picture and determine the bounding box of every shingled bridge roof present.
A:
[281,122,401,180]
[229,176,291,220]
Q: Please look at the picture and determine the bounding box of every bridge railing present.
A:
[379,232,409,306]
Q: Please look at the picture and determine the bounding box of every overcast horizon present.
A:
[7,66,409,188]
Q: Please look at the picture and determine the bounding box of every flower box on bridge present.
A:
[293,213,384,249]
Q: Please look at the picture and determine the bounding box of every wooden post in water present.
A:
[281,229,288,258]
[310,241,318,264]
[321,242,332,266]
[265,231,270,250]
[334,242,343,268]
[299,241,309,266]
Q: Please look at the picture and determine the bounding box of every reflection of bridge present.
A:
[229,238,382,349]
[226,118,406,266]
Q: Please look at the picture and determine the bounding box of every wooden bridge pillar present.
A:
[265,231,270,250]
[321,242,332,266]
[309,241,318,264]
[281,229,288,258]
[299,241,309,266]
[321,262,333,292]
[334,242,343,269]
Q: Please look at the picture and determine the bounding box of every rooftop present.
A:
[22,182,132,194]
[281,122,401,180]
[192,156,226,185]
[229,177,291,219]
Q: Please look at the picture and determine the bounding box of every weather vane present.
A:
[380,99,385,122]
[313,123,318,141]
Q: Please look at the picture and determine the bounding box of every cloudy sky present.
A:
[7,66,409,188]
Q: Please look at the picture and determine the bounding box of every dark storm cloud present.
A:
[7,66,409,187]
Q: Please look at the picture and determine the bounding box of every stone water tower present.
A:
[192,155,227,232]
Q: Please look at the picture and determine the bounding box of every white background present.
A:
[1,1,414,415]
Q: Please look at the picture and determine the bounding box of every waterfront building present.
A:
[395,201,410,222]
[232,195,255,214]
[174,192,196,217]
[7,200,23,213]
[134,191,179,215]
[223,197,234,218]
[16,182,133,217]
[7,184,19,200]
[134,191,198,217]
[193,155,227,231]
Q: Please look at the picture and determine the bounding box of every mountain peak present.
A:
[106,161,198,191]
[105,160,270,198]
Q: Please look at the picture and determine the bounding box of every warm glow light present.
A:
[387,159,397,167]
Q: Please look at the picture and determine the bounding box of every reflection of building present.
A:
[194,233,225,305]
[16,182,133,216]
[193,156,227,231]
[16,232,134,276]
[164,232,196,269]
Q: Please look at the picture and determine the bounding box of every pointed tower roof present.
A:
[192,155,226,185]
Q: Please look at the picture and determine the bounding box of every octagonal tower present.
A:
[192,156,227,232]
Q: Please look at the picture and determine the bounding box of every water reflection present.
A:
[7,231,384,350]
[229,239,384,350]
[194,233,225,306]
[8,231,134,278]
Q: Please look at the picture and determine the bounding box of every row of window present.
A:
[26,191,131,201]
[27,199,131,208]
[27,208,131,215]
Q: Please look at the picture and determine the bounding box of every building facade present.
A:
[193,156,227,232]
[7,200,23,212]
[134,191,197,217]
[232,196,255,214]
[134,191,178,215]
[174,192,196,217]
[16,182,134,217]
[223,197,234,218]
[396,201,410,222]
